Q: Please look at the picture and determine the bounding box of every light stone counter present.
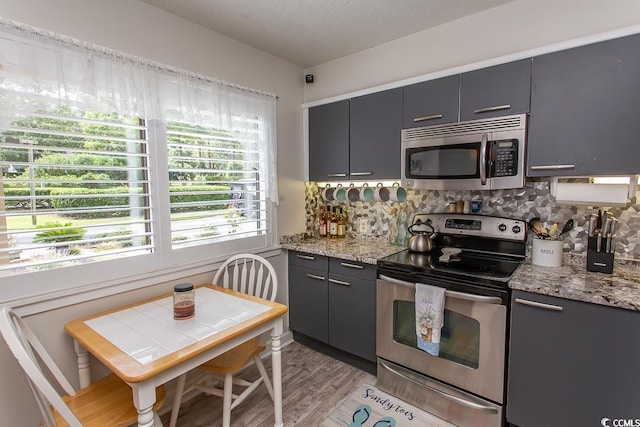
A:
[510,254,640,312]
[282,234,640,312]
[280,234,404,265]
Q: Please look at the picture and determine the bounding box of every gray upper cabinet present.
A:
[349,88,402,180]
[308,100,350,181]
[507,291,640,427]
[402,75,459,128]
[459,59,532,121]
[527,33,640,177]
[309,90,402,182]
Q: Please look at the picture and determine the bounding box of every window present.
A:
[0,19,278,303]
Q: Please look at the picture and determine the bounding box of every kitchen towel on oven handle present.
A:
[415,283,445,356]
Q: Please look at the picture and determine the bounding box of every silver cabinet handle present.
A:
[306,273,325,281]
[530,164,575,170]
[328,278,350,286]
[413,114,443,122]
[474,104,511,114]
[350,172,372,176]
[340,262,364,270]
[515,298,563,311]
[379,360,499,413]
[327,173,348,177]
[479,133,488,186]
[378,275,503,304]
[296,254,315,260]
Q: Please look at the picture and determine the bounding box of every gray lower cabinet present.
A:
[507,290,640,427]
[288,251,377,362]
[288,252,329,342]
[527,33,640,177]
[459,59,531,121]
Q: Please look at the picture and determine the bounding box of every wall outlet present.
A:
[357,218,368,234]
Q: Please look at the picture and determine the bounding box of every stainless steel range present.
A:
[376,213,526,427]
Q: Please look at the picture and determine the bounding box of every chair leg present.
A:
[169,373,187,427]
[222,372,233,427]
[254,355,274,401]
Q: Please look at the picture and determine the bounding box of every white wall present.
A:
[0,0,304,424]
[303,0,640,103]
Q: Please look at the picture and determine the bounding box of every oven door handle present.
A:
[378,274,503,305]
[379,360,500,414]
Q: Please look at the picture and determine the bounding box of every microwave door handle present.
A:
[480,133,488,186]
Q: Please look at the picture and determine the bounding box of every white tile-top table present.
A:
[65,284,288,427]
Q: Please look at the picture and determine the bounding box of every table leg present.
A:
[271,318,284,427]
[73,340,91,388]
[132,382,157,427]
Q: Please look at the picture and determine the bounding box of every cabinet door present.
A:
[507,291,640,427]
[328,273,376,362]
[288,264,328,343]
[402,75,459,128]
[460,59,531,121]
[350,88,402,180]
[527,33,640,177]
[308,100,349,181]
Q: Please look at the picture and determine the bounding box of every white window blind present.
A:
[0,109,152,274]
[166,121,268,248]
[0,18,277,302]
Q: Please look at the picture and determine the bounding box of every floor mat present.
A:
[320,382,455,427]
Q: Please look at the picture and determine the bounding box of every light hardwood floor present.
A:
[161,341,376,426]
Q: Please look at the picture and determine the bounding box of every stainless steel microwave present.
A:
[401,114,527,191]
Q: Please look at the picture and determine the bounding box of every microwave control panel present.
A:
[491,140,518,177]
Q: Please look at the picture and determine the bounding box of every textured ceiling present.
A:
[140,0,516,68]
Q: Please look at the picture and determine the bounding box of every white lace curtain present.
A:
[0,18,278,203]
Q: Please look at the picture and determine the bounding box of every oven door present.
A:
[376,274,507,404]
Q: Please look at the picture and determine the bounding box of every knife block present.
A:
[586,236,614,274]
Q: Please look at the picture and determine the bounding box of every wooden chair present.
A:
[170,254,278,427]
[0,305,166,427]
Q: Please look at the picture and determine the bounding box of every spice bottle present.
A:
[173,283,195,320]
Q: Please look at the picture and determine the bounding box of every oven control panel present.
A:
[412,213,527,242]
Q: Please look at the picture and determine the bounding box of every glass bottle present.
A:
[329,206,338,239]
[337,207,346,238]
[318,205,327,238]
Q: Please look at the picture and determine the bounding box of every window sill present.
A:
[12,247,282,316]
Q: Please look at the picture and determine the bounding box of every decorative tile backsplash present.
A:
[303,180,640,259]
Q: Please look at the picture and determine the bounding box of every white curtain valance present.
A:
[0,17,278,203]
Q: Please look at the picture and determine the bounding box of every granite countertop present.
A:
[510,254,640,312]
[280,234,404,265]
[281,234,640,312]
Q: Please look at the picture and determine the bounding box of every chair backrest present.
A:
[0,306,82,427]
[212,254,278,301]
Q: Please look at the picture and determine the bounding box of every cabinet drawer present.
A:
[288,251,328,270]
[329,258,377,281]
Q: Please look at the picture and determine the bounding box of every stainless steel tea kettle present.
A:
[407,220,437,252]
